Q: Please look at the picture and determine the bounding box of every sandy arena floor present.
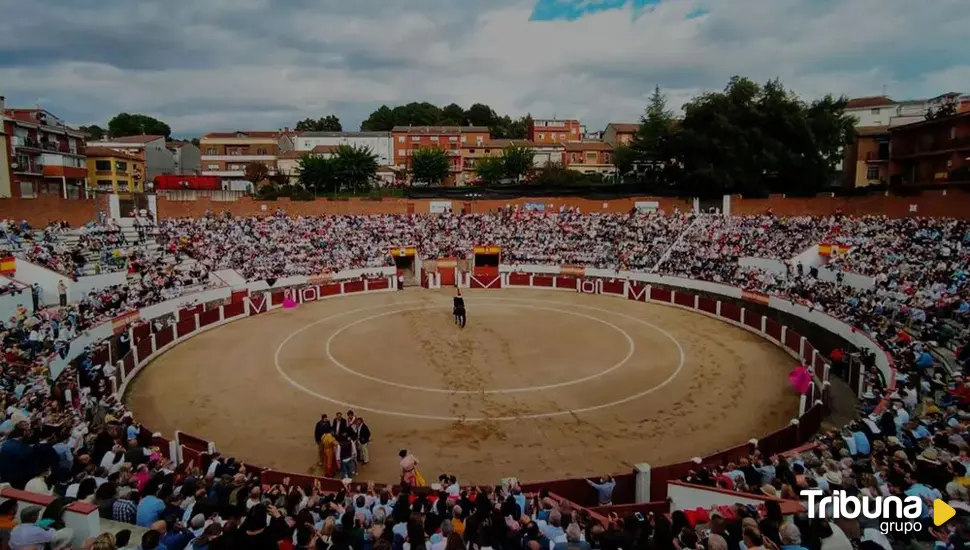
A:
[126,288,800,484]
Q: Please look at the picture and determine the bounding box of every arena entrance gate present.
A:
[468,245,502,288]
[436,258,457,287]
[390,247,418,287]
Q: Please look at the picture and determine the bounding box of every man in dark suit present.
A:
[453,288,466,329]
[352,417,371,464]
[333,412,347,437]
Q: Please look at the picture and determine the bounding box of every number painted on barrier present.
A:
[577,279,602,295]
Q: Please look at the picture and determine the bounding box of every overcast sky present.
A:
[1,0,966,138]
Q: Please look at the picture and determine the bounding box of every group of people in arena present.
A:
[0,209,967,549]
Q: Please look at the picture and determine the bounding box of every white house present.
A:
[296,131,394,166]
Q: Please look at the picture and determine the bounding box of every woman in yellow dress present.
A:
[322,432,338,477]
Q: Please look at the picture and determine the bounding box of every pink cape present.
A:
[789,365,812,394]
[282,298,298,309]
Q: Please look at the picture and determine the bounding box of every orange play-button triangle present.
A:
[935,499,956,526]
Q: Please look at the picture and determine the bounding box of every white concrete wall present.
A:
[297,134,393,166]
[12,259,73,306]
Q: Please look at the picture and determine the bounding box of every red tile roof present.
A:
[85,147,144,161]
[607,123,639,133]
[846,96,896,109]
[105,135,165,144]
[203,131,281,139]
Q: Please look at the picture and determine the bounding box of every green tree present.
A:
[79,125,105,141]
[298,154,338,193]
[295,115,342,132]
[613,145,637,176]
[409,147,450,186]
[474,157,506,185]
[464,103,497,128]
[528,162,580,186]
[244,161,270,185]
[500,145,535,183]
[332,144,379,194]
[440,103,466,126]
[676,76,853,196]
[107,113,171,139]
[360,106,397,131]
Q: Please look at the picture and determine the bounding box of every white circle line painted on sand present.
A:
[272,295,687,422]
[320,303,636,394]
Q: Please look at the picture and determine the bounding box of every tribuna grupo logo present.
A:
[802,490,950,534]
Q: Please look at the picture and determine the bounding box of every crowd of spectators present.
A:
[0,208,969,549]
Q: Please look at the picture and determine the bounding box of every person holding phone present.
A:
[586,475,616,506]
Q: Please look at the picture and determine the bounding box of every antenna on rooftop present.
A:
[881,84,887,97]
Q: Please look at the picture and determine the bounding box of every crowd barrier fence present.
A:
[44,264,894,512]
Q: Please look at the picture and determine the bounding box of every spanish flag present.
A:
[0,256,15,275]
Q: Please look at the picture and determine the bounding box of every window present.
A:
[469,149,476,153]
[411,136,420,142]
[484,149,490,154]
[398,136,405,143]
[951,127,957,140]
[229,164,244,170]
[257,148,268,155]
[117,181,129,192]
[538,133,545,140]
[95,160,111,171]
[115,161,128,172]
[560,134,565,140]
[206,148,216,154]
[948,159,954,169]
[866,166,879,180]
[871,108,880,115]
[430,136,438,142]
[571,128,577,134]
[449,136,458,142]
[96,180,113,190]
[207,164,219,170]
[19,182,36,198]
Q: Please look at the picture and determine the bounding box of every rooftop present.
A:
[846,96,897,109]
[301,131,391,138]
[606,122,640,133]
[100,135,164,144]
[391,126,490,134]
[202,131,281,139]
[855,125,890,137]
[85,146,144,161]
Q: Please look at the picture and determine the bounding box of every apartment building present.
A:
[167,141,201,175]
[296,131,394,166]
[528,118,581,145]
[86,146,146,193]
[842,126,891,187]
[199,131,294,188]
[889,111,970,185]
[562,141,615,175]
[94,135,174,180]
[2,98,88,199]
[391,126,489,186]
[603,123,639,147]
[846,93,967,128]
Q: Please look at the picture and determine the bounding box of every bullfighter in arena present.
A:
[453,288,466,328]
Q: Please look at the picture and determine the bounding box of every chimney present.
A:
[0,95,5,112]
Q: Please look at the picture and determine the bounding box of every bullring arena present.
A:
[125,285,800,483]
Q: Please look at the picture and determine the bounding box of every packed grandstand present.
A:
[0,207,967,550]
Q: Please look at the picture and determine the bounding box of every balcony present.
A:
[13,162,44,175]
[12,136,42,152]
[865,151,889,162]
[893,135,970,157]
